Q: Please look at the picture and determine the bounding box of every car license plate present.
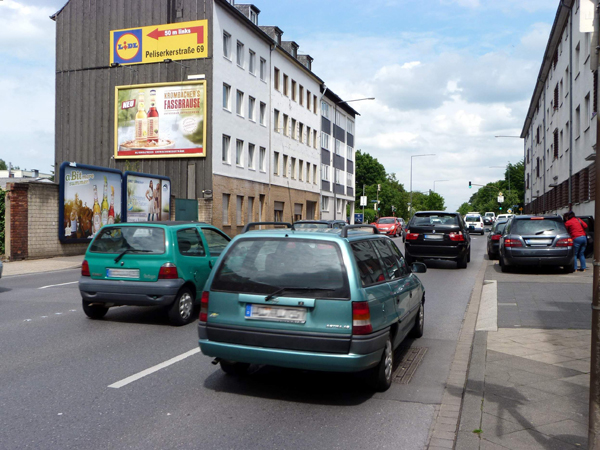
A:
[525,239,553,245]
[469,225,475,230]
[245,304,306,324]
[106,268,140,279]
[424,234,443,240]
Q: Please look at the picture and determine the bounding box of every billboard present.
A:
[123,172,171,222]
[59,162,123,243]
[114,81,206,159]
[109,20,208,66]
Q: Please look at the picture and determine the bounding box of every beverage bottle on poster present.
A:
[70,206,77,236]
[101,177,109,226]
[135,91,148,143]
[93,185,101,235]
[108,185,115,224]
[148,89,159,143]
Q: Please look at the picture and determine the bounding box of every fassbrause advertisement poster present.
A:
[61,165,122,242]
[126,175,171,222]
[114,81,206,159]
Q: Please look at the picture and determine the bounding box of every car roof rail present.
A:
[241,222,293,233]
[341,224,379,238]
[291,220,330,229]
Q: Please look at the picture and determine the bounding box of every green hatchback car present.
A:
[198,223,427,391]
[79,222,231,326]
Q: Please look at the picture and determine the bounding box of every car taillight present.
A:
[449,232,465,242]
[352,301,372,335]
[556,238,573,247]
[530,217,544,220]
[504,238,523,248]
[81,260,90,277]
[200,291,209,322]
[158,263,178,279]
[491,234,501,241]
[406,233,419,241]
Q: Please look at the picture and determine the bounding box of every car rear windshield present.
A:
[465,216,481,222]
[493,222,508,234]
[511,218,567,236]
[89,226,166,254]
[211,238,350,299]
[379,218,395,224]
[294,222,329,229]
[412,213,459,226]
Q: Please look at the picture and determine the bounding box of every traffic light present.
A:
[499,206,502,210]
[468,181,472,189]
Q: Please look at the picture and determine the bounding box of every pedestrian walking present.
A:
[564,211,588,271]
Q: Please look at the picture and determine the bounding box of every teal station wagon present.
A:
[79,222,231,326]
[198,223,427,391]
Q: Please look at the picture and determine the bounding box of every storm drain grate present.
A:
[393,346,428,384]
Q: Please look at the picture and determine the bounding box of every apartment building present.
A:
[522,0,596,216]
[320,90,358,222]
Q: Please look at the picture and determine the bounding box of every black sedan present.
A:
[499,215,574,273]
[487,220,508,259]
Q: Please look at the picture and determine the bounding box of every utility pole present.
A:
[362,184,365,219]
[590,0,600,447]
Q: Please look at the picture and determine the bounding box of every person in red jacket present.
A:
[564,211,588,271]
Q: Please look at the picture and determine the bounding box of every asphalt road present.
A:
[0,235,487,450]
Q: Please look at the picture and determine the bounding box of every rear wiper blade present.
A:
[265,287,335,302]
[114,248,152,263]
[534,229,555,235]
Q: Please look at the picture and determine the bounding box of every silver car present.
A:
[499,215,574,273]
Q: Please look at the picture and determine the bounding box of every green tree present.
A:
[425,191,445,210]
[0,159,6,171]
[457,202,471,216]
[355,149,386,191]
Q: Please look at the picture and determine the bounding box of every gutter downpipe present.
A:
[569,0,574,208]
[543,85,547,213]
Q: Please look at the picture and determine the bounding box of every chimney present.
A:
[259,26,283,46]
[297,55,313,71]
[33,169,39,178]
[234,4,260,25]
[281,41,299,59]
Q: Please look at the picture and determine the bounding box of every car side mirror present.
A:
[411,262,427,273]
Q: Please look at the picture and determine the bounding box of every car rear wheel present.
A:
[82,300,109,319]
[369,336,394,392]
[220,360,251,376]
[500,258,510,273]
[409,300,424,338]
[167,287,195,326]
[563,265,574,274]
[456,254,468,269]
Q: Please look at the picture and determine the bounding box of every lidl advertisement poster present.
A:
[62,167,122,242]
[126,175,171,222]
[114,81,206,159]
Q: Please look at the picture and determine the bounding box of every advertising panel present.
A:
[123,172,171,222]
[59,162,123,243]
[114,81,206,159]
[110,20,208,66]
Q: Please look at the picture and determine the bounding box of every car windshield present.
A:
[89,226,166,254]
[465,216,481,222]
[412,213,458,226]
[485,213,494,217]
[294,222,329,229]
[211,238,350,298]
[379,218,395,224]
[511,219,567,236]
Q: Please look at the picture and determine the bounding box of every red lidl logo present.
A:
[113,29,143,64]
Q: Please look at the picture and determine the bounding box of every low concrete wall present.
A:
[5,181,87,261]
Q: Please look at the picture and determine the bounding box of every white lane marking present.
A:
[38,281,78,290]
[108,348,200,389]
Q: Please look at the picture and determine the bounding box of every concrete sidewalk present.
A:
[456,261,592,449]
[2,254,84,277]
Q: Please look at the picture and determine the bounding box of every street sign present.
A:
[507,209,513,214]
[360,196,367,206]
[370,200,377,203]
[354,213,364,224]
[377,184,381,191]
[519,207,523,211]
[498,195,504,203]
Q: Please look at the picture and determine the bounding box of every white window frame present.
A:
[259,102,266,126]
[248,96,256,121]
[236,41,244,67]
[321,196,329,212]
[236,196,243,226]
[236,139,244,166]
[282,155,288,177]
[260,58,266,81]
[236,90,244,116]
[259,147,266,172]
[249,50,256,74]
[248,143,255,169]
[274,109,280,132]
[321,101,329,119]
[347,146,354,161]
[321,133,329,150]
[223,32,231,59]
[321,164,330,181]
[222,83,231,110]
[222,193,230,225]
[273,151,280,175]
[222,135,231,164]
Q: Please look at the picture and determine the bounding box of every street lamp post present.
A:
[433,179,448,192]
[331,97,375,221]
[410,154,435,217]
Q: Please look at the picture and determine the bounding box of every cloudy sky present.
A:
[2,0,556,210]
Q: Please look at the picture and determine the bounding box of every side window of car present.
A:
[351,241,386,287]
[201,228,231,257]
[386,240,409,277]
[372,239,402,280]
[177,228,206,257]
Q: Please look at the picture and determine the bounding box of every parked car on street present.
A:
[79,222,231,325]
[487,219,509,260]
[498,215,574,273]
[496,214,514,222]
[293,220,346,230]
[484,212,496,226]
[404,211,471,268]
[372,217,402,237]
[396,218,406,240]
[465,213,485,235]
[198,223,427,392]
[577,215,594,258]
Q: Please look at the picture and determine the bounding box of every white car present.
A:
[496,214,514,222]
[465,214,485,235]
